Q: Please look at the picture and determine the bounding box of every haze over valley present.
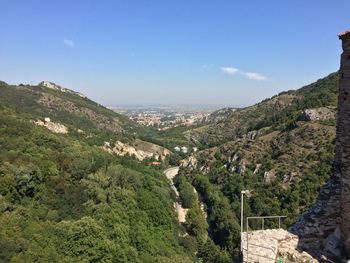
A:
[1,1,350,262]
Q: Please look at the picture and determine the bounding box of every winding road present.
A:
[164,167,188,223]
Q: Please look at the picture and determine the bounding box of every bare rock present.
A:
[39,81,86,98]
[238,159,246,176]
[263,170,276,184]
[241,229,318,263]
[253,164,262,175]
[180,155,198,169]
[282,172,297,184]
[34,118,68,134]
[299,107,336,122]
[102,140,170,161]
[247,130,260,140]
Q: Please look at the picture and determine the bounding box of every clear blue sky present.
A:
[1,0,349,107]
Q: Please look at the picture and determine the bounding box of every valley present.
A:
[0,66,345,262]
[112,105,220,130]
[1,2,349,262]
[0,71,341,262]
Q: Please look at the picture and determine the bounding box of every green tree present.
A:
[197,239,231,263]
[55,217,116,262]
[185,206,208,242]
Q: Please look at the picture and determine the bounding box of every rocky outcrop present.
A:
[34,117,68,134]
[253,164,262,175]
[102,140,170,161]
[199,165,210,174]
[226,153,248,175]
[39,81,86,98]
[238,159,246,176]
[246,130,261,140]
[282,172,297,184]
[263,170,276,184]
[180,155,198,169]
[241,229,317,263]
[299,107,336,122]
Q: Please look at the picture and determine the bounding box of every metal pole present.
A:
[241,192,244,233]
[279,217,281,229]
[246,217,249,263]
[262,218,264,230]
[240,192,244,257]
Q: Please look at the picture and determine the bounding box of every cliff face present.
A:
[102,139,171,161]
[289,30,350,260]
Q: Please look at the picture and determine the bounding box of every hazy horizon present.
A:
[107,103,236,109]
[1,1,349,107]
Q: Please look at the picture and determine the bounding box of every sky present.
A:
[1,0,349,107]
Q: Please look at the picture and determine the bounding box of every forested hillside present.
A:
[0,81,192,262]
[0,72,340,262]
[0,81,148,145]
[177,72,339,261]
[186,72,338,146]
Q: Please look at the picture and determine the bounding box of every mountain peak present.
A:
[38,81,86,98]
[38,81,61,90]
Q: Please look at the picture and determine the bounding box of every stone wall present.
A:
[289,30,350,260]
[240,30,350,262]
[339,30,350,257]
[289,171,342,259]
[241,229,318,263]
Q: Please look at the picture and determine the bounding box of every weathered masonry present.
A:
[240,30,350,262]
[289,29,350,260]
[338,29,350,257]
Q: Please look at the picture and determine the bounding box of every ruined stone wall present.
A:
[339,30,350,256]
[288,31,350,260]
[289,171,341,259]
[239,31,350,262]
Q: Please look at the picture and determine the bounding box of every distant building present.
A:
[174,146,180,152]
[193,147,198,152]
[181,146,188,153]
[146,161,161,166]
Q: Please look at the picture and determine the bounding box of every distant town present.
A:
[110,105,230,130]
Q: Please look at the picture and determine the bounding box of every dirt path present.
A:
[164,167,188,223]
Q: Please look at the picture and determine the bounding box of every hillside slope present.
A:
[186,72,338,146]
[0,81,172,158]
[0,81,140,137]
[177,72,339,260]
[0,81,191,262]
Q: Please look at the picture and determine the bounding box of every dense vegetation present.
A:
[253,72,338,131]
[0,71,340,262]
[178,72,339,261]
[188,72,339,147]
[0,82,193,262]
[139,124,203,152]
